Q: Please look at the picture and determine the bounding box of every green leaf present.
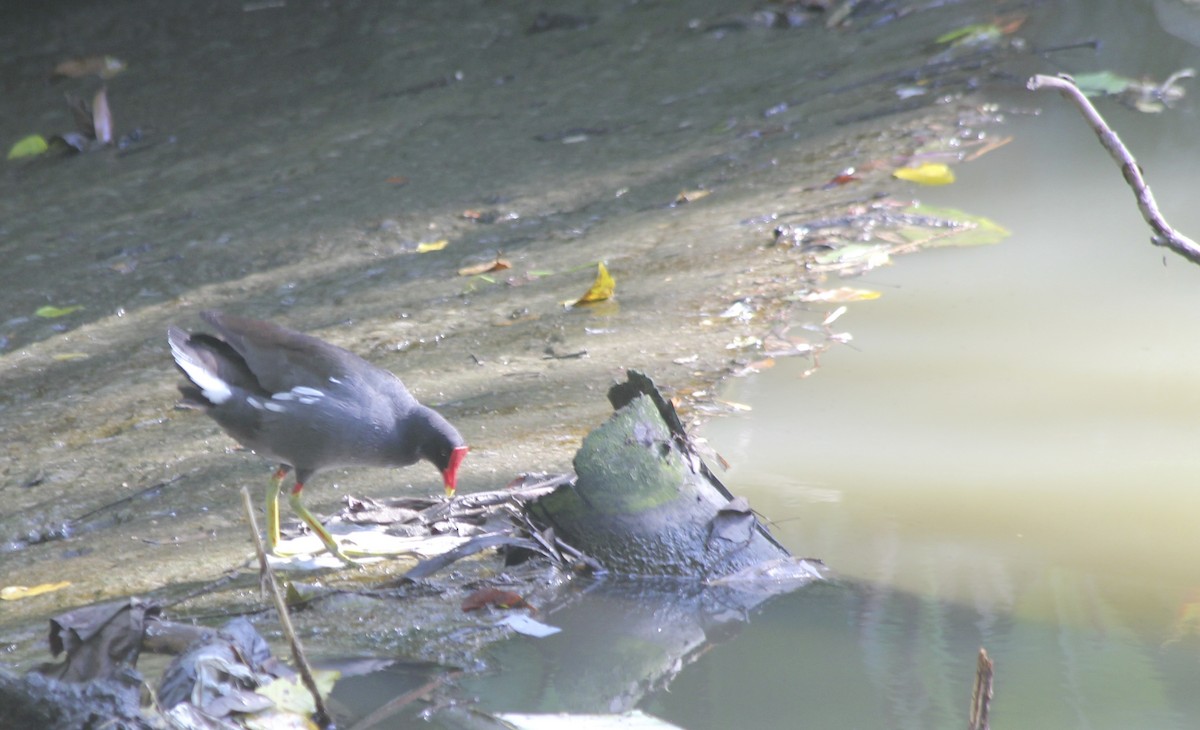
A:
[35,305,83,318]
[899,205,1010,247]
[1071,71,1136,97]
[8,135,49,160]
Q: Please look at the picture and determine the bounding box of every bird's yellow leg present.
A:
[289,481,357,566]
[265,466,288,554]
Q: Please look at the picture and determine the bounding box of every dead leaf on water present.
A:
[1,582,72,600]
[52,353,89,362]
[569,262,615,306]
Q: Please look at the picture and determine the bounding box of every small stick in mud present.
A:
[968,647,994,730]
[1027,73,1200,265]
[239,486,332,728]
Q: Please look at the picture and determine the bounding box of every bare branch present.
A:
[1027,73,1200,265]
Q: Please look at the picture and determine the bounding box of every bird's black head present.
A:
[414,408,468,496]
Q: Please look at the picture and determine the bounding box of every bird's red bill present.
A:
[444,445,469,496]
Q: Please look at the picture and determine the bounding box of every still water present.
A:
[685,53,1200,730]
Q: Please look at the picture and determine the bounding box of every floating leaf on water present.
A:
[893,162,955,186]
[415,239,449,253]
[7,134,49,160]
[899,204,1010,247]
[35,305,83,318]
[571,262,615,306]
[1,582,71,600]
[1072,71,1136,97]
[51,353,89,362]
[52,55,126,80]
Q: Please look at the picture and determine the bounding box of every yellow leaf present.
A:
[893,163,955,186]
[1,582,71,601]
[255,670,340,716]
[572,262,615,306]
[8,135,49,160]
[35,305,83,318]
[52,353,89,361]
[416,239,449,253]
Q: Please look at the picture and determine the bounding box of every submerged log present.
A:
[532,371,822,582]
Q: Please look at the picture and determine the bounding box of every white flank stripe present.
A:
[271,391,296,401]
[264,402,287,413]
[292,386,324,397]
[298,396,320,405]
[247,397,264,410]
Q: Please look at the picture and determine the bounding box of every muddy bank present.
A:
[0,0,1016,668]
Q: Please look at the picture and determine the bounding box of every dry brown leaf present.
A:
[458,257,512,277]
[462,587,536,613]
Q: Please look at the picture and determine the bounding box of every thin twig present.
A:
[240,487,332,728]
[1027,73,1200,264]
[969,647,994,730]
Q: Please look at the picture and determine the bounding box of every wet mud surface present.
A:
[0,0,1015,666]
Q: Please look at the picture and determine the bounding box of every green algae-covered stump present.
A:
[533,371,822,582]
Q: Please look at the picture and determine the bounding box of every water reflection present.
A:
[692,79,1200,726]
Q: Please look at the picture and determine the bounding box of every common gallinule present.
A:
[168,310,468,564]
